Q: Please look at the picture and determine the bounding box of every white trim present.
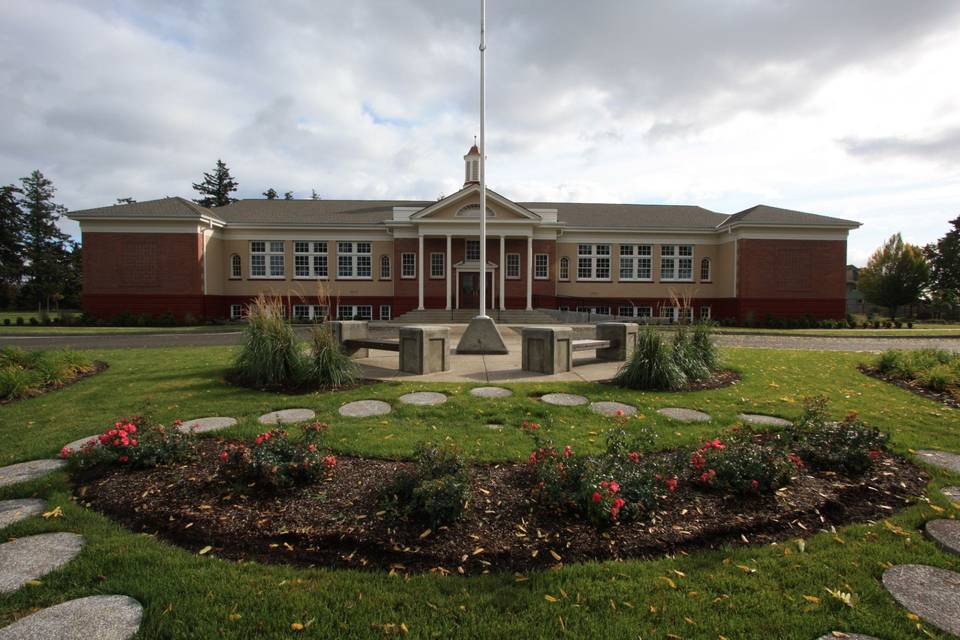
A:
[505,253,521,279]
[401,252,416,279]
[430,252,445,279]
[534,253,549,280]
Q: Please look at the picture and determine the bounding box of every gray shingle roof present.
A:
[718,204,860,228]
[68,197,217,220]
[523,202,729,229]
[215,199,431,225]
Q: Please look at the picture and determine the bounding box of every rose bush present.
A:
[791,398,888,476]
[381,442,470,528]
[218,421,336,490]
[62,415,196,472]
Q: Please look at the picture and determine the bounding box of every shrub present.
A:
[15,316,23,325]
[0,348,94,401]
[874,349,958,395]
[2,318,9,326]
[791,398,888,476]
[613,327,686,390]
[63,415,196,472]
[304,324,359,388]
[688,437,792,495]
[231,296,307,388]
[919,363,957,393]
[672,326,711,381]
[381,442,469,528]
[219,422,335,490]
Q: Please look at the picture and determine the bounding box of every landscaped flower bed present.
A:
[0,346,105,402]
[862,349,960,409]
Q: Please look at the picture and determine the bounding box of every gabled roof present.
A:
[216,199,431,225]
[409,184,542,221]
[68,196,218,220]
[717,204,860,229]
[525,202,729,230]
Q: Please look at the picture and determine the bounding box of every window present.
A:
[294,241,328,278]
[292,304,328,320]
[506,254,521,279]
[660,244,693,281]
[700,257,711,282]
[577,244,611,280]
[466,239,480,261]
[337,241,372,279]
[456,204,494,218]
[401,252,416,279]
[430,252,445,278]
[250,240,284,278]
[618,305,654,319]
[700,305,711,320]
[380,255,391,279]
[230,254,241,279]
[682,306,694,323]
[534,254,548,279]
[337,305,372,320]
[559,306,569,312]
[660,306,676,322]
[559,257,569,281]
[380,304,392,320]
[230,304,242,320]
[577,306,611,316]
[619,244,653,281]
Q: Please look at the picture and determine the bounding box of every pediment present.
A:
[410,185,541,221]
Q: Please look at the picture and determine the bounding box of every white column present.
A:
[499,234,506,310]
[445,235,452,310]
[417,234,425,310]
[526,235,533,311]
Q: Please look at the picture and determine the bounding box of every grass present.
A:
[712,324,960,337]
[0,324,242,335]
[0,345,959,638]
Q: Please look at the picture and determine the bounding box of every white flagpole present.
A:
[478,0,487,318]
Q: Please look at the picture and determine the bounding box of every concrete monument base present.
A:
[455,315,509,354]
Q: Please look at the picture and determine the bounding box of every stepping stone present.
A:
[883,564,960,637]
[815,635,881,640]
[916,450,960,474]
[590,401,637,417]
[658,407,711,422]
[257,409,315,425]
[0,500,45,530]
[61,435,100,455]
[0,460,65,489]
[470,386,513,398]
[177,416,237,434]
[0,594,143,640]
[943,487,960,503]
[540,393,588,407]
[338,400,392,418]
[926,519,960,556]
[0,532,84,594]
[485,424,504,430]
[398,392,447,406]
[737,413,792,427]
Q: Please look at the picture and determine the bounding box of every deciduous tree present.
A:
[858,233,930,319]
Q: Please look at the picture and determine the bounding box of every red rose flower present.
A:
[629,451,640,463]
[869,450,881,460]
[324,455,337,468]
[563,445,572,459]
[664,478,678,492]
[751,479,759,489]
[591,492,602,503]
[219,451,229,462]
[608,481,620,494]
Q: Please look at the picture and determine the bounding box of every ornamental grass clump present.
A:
[218,421,336,490]
[305,324,359,388]
[381,442,470,528]
[0,347,95,401]
[62,415,196,473]
[613,327,686,390]
[671,325,711,382]
[231,295,307,388]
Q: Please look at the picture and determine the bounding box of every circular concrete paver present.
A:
[0,500,45,530]
[737,413,792,427]
[257,409,316,425]
[926,519,960,556]
[540,393,588,407]
[916,450,960,474]
[177,416,238,434]
[398,392,448,406]
[0,532,85,594]
[590,401,637,417]
[943,487,960,502]
[61,436,100,455]
[338,400,392,418]
[882,564,960,637]
[815,635,881,640]
[470,386,513,398]
[0,460,66,489]
[0,594,143,640]
[485,424,504,430]
[657,407,711,422]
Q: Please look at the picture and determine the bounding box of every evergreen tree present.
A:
[310,189,321,200]
[192,159,238,208]
[926,215,960,299]
[283,191,294,200]
[262,188,278,200]
[116,197,137,204]
[858,233,930,319]
[18,170,73,313]
[0,184,24,308]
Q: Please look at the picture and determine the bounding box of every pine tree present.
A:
[116,197,137,205]
[192,159,239,208]
[262,188,278,200]
[18,170,73,313]
[311,189,321,200]
[0,184,24,308]
[283,191,294,200]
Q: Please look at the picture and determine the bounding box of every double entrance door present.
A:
[458,271,495,311]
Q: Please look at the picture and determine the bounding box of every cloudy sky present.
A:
[2,0,959,264]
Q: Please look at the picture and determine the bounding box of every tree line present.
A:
[191,159,321,207]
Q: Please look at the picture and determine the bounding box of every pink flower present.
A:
[324,455,337,468]
[173,419,183,426]
[219,451,229,462]
[869,450,881,460]
[613,498,625,509]
[664,478,678,492]
[562,445,572,459]
[591,492,602,503]
[528,452,538,464]
[307,444,317,452]
[118,455,129,463]
[600,480,609,489]
[751,479,759,489]
[615,409,624,416]
[608,481,620,494]
[255,436,264,445]
[628,451,640,463]
[59,447,70,459]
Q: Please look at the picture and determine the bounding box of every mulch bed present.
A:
[859,365,960,410]
[76,439,927,576]
[1,360,108,405]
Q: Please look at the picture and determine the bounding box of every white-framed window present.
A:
[337,241,372,279]
[337,304,372,320]
[660,306,676,322]
[534,254,548,280]
[292,304,328,320]
[577,244,611,281]
[401,252,416,279]
[559,257,569,281]
[380,255,391,280]
[230,254,241,279]
[559,305,569,312]
[430,252,445,278]
[577,305,611,316]
[230,304,242,320]
[294,241,328,279]
[660,245,694,281]
[466,239,481,261]
[700,305,712,320]
[617,306,653,319]
[380,304,392,320]
[506,254,521,279]
[250,240,285,278]
[681,306,694,323]
[619,244,653,281]
[700,257,711,282]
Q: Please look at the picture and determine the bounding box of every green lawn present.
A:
[712,324,960,337]
[1,346,958,638]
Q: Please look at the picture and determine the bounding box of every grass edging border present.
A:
[1,360,109,405]
[858,365,959,410]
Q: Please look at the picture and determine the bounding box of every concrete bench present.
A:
[521,322,637,374]
[329,321,449,375]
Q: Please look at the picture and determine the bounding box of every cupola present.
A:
[464,139,480,186]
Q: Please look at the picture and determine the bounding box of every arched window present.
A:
[559,256,570,281]
[700,257,711,282]
[230,254,241,279]
[380,254,391,280]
